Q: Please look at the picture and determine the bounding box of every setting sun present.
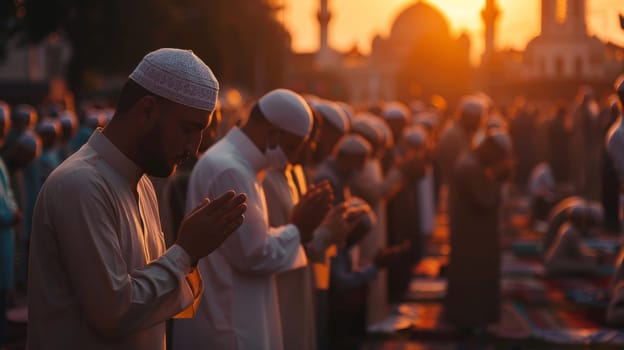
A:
[282,0,624,64]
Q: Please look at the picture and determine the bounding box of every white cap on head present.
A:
[336,102,355,124]
[335,134,372,156]
[352,114,383,146]
[459,96,485,118]
[368,116,393,147]
[129,48,219,112]
[403,126,427,149]
[314,100,350,133]
[258,89,312,138]
[473,127,512,154]
[382,102,409,121]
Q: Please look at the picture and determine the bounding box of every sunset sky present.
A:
[281,0,624,65]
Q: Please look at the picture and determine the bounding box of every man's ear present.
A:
[135,95,159,127]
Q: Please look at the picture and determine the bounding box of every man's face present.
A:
[272,129,306,164]
[314,124,342,163]
[297,121,322,165]
[139,99,211,177]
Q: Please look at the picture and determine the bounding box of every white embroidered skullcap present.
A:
[313,100,350,133]
[129,48,219,112]
[403,126,427,149]
[258,89,312,138]
[382,102,409,121]
[336,102,355,124]
[335,134,372,156]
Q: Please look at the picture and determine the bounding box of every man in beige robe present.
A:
[27,48,246,350]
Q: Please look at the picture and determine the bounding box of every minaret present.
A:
[568,0,587,37]
[481,0,500,61]
[318,0,331,54]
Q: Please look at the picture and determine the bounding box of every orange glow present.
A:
[282,0,624,65]
[556,0,568,24]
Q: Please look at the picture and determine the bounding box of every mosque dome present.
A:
[388,1,451,47]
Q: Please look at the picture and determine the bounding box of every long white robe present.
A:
[27,131,202,350]
[350,159,403,326]
[262,166,317,350]
[172,128,307,350]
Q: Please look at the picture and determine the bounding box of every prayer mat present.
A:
[405,278,447,302]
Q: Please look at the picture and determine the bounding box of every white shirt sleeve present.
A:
[47,175,202,339]
[192,167,307,275]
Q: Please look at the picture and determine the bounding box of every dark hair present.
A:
[247,102,274,128]
[115,79,167,115]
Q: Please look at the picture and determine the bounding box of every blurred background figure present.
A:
[445,128,513,332]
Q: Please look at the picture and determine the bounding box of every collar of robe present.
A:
[87,129,143,186]
[227,127,270,174]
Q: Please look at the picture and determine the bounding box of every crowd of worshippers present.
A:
[0,48,623,350]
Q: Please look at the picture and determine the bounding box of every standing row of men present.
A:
[25,48,435,350]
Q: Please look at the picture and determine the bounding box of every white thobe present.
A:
[262,166,318,350]
[350,159,403,326]
[172,127,307,350]
[27,131,202,350]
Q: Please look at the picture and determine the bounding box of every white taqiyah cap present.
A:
[382,102,409,121]
[352,114,383,146]
[403,126,427,149]
[473,127,512,154]
[258,89,312,138]
[314,100,350,133]
[129,48,219,112]
[336,102,355,124]
[335,134,372,156]
[366,115,394,147]
[459,96,485,118]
